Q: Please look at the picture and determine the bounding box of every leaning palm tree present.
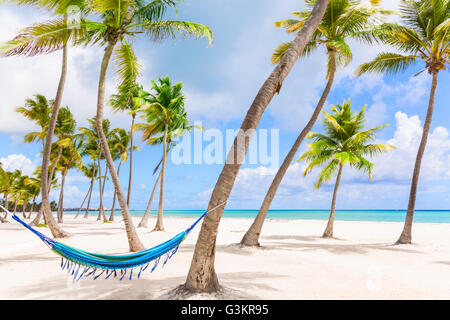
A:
[75,163,98,219]
[298,99,393,237]
[138,76,187,231]
[241,0,393,247]
[357,0,449,244]
[110,83,149,207]
[182,0,329,293]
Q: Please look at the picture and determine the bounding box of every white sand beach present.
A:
[0,214,449,300]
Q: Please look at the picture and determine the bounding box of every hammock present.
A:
[0,204,207,281]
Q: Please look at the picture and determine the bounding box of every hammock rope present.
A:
[0,203,223,281]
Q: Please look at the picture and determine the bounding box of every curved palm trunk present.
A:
[40,42,69,238]
[183,0,329,293]
[74,184,91,219]
[84,177,94,219]
[13,199,18,214]
[154,122,169,231]
[127,114,136,207]
[109,161,122,222]
[139,170,162,228]
[396,71,439,244]
[97,157,105,221]
[322,164,343,238]
[241,52,336,247]
[98,163,109,221]
[96,40,144,251]
[22,202,27,218]
[28,197,36,219]
[57,168,68,223]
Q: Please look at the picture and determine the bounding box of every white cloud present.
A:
[0,154,38,176]
[223,110,450,206]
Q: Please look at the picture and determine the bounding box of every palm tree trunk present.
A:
[28,197,36,219]
[57,168,67,223]
[22,202,26,219]
[97,157,104,221]
[183,0,329,293]
[13,200,18,214]
[322,164,343,238]
[396,71,439,244]
[109,161,122,222]
[99,164,108,221]
[96,40,144,251]
[40,40,69,238]
[241,52,337,247]
[48,146,63,194]
[75,184,91,219]
[84,177,94,219]
[127,114,136,207]
[139,170,162,228]
[154,122,168,232]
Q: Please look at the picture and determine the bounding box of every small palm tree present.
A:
[75,163,98,219]
[357,0,449,244]
[79,117,114,222]
[298,99,393,238]
[137,76,187,231]
[110,83,149,207]
[241,0,393,247]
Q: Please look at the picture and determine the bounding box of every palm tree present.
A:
[76,163,98,219]
[55,136,83,223]
[24,174,42,219]
[137,76,187,231]
[137,114,201,228]
[241,0,393,247]
[79,117,113,222]
[15,94,52,149]
[357,0,449,244]
[298,99,393,237]
[5,0,212,251]
[108,128,138,221]
[1,0,88,238]
[110,83,149,208]
[183,0,329,293]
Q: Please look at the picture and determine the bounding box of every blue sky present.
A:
[0,0,449,211]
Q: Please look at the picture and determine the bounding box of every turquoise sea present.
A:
[66,209,450,223]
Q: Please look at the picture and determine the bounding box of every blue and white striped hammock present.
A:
[1,204,207,281]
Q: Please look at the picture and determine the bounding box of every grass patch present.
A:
[35,224,48,228]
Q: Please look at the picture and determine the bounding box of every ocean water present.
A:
[66,209,450,223]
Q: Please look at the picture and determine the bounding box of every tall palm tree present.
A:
[138,76,187,231]
[183,0,329,293]
[110,83,149,207]
[1,0,89,238]
[298,99,393,237]
[4,0,212,251]
[357,0,449,244]
[241,0,392,247]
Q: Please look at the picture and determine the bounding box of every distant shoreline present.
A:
[61,209,450,224]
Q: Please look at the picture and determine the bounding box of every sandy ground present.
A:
[0,213,449,300]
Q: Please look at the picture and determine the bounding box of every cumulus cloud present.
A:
[223,110,450,207]
[0,154,38,176]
